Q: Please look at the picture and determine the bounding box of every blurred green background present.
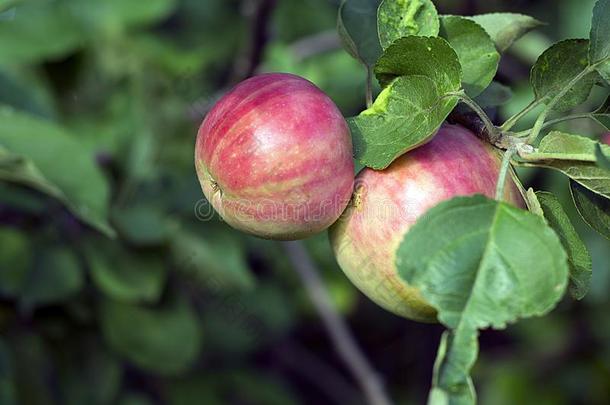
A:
[0,0,608,404]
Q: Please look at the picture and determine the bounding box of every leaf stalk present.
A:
[496,145,518,200]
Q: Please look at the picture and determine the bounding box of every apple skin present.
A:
[603,133,610,145]
[195,73,354,240]
[329,124,525,322]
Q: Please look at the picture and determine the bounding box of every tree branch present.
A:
[230,0,277,83]
[282,241,393,405]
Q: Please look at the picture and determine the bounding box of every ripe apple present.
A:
[329,124,525,322]
[603,132,610,145]
[195,73,354,240]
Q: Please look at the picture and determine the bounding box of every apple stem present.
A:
[452,91,501,144]
[282,241,393,405]
[365,67,373,108]
[495,145,517,200]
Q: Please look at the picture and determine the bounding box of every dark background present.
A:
[0,0,608,404]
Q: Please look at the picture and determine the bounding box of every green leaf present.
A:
[337,0,382,68]
[0,0,19,14]
[397,195,568,404]
[522,131,610,162]
[519,141,610,198]
[349,76,458,169]
[570,180,610,240]
[354,35,461,169]
[530,39,597,112]
[0,0,176,66]
[589,0,610,83]
[0,146,65,202]
[377,0,439,49]
[0,69,56,119]
[429,329,477,405]
[101,299,202,375]
[85,239,167,303]
[170,225,254,291]
[467,13,543,52]
[0,108,113,236]
[540,161,609,198]
[593,95,610,129]
[0,1,83,65]
[111,204,169,246]
[439,16,500,97]
[536,191,592,299]
[21,246,84,309]
[397,195,568,330]
[472,81,512,108]
[374,35,462,88]
[67,0,177,32]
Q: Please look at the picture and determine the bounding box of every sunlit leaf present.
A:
[374,35,462,88]
[349,75,457,169]
[377,0,439,49]
[467,13,542,52]
[522,131,610,162]
[351,36,461,169]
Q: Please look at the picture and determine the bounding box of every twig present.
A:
[291,30,341,61]
[495,145,517,200]
[282,241,393,405]
[230,0,277,83]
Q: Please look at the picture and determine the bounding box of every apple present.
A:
[603,132,610,145]
[195,73,354,240]
[329,124,525,322]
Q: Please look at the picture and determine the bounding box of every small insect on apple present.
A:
[195,73,354,240]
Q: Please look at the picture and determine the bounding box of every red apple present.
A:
[195,73,354,240]
[329,124,525,322]
[603,132,610,145]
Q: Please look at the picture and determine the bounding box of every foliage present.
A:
[0,0,609,404]
[339,0,610,403]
